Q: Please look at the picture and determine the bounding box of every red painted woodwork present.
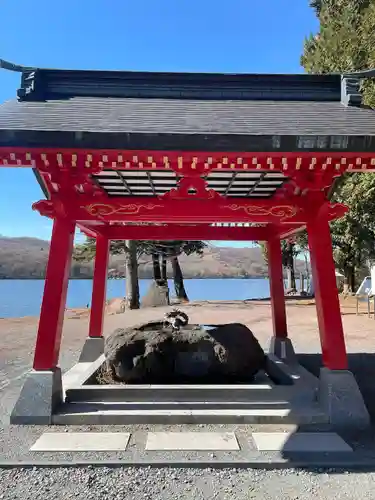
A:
[0,144,359,373]
[0,147,374,174]
[307,214,348,370]
[0,146,352,234]
[85,222,301,241]
[33,218,75,370]
[33,197,301,223]
[96,224,271,241]
[77,223,101,239]
[267,237,288,338]
[77,222,305,241]
[32,197,347,227]
[88,235,110,338]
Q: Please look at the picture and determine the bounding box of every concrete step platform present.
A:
[52,401,328,425]
[5,421,374,469]
[65,383,314,405]
[29,429,352,454]
[65,384,278,403]
[59,401,296,411]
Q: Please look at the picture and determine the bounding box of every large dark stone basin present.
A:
[97,321,272,385]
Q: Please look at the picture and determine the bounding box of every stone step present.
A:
[65,383,305,404]
[62,400,294,410]
[53,401,328,425]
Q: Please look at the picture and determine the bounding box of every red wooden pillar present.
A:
[88,234,110,338]
[307,214,348,370]
[33,218,75,370]
[267,237,288,338]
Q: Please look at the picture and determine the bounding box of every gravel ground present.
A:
[1,466,375,499]
[2,301,375,498]
[5,422,373,464]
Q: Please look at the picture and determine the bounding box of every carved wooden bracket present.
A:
[43,166,106,198]
[287,168,342,196]
[163,175,221,200]
[32,199,68,219]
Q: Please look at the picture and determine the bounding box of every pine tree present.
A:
[140,240,206,300]
[74,237,207,303]
[301,0,375,290]
[74,238,140,308]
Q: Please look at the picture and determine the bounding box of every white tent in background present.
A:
[355,264,375,296]
[371,265,375,295]
[356,276,372,297]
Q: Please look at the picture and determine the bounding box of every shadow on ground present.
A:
[298,352,375,422]
[277,353,375,471]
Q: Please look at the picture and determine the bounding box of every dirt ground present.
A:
[1,295,375,419]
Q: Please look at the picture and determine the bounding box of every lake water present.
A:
[0,278,273,318]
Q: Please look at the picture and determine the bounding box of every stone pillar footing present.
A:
[79,337,105,363]
[269,337,297,364]
[10,368,62,425]
[318,367,370,429]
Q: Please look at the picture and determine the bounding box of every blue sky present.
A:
[0,0,318,247]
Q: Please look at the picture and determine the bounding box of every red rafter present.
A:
[1,147,375,174]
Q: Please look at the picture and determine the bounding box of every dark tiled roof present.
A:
[16,69,343,102]
[0,67,375,151]
[1,97,375,136]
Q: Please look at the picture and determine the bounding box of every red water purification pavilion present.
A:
[1,61,375,426]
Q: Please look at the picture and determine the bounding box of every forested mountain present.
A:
[0,236,306,279]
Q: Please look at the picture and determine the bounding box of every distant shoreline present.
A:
[0,276,268,281]
[1,237,307,283]
[0,297,315,321]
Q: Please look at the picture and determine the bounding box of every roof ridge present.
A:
[2,58,375,79]
[14,69,343,103]
[0,59,35,72]
[4,59,374,108]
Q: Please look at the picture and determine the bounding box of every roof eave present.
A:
[32,168,49,199]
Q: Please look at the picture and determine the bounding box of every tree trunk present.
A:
[290,264,296,290]
[125,240,140,309]
[349,267,356,293]
[343,275,350,294]
[300,273,305,293]
[161,253,167,282]
[171,255,189,301]
[152,253,161,282]
[343,266,356,294]
[304,253,310,292]
[286,242,296,291]
[286,267,292,290]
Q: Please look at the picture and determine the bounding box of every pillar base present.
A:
[10,368,62,425]
[79,337,105,362]
[269,337,297,364]
[318,367,370,429]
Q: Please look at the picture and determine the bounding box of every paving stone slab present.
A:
[30,432,131,452]
[145,432,240,451]
[252,432,353,452]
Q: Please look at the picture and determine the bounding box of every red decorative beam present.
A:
[278,225,306,239]
[33,197,306,224]
[93,224,272,241]
[277,203,348,239]
[76,223,99,239]
[1,147,375,174]
[33,196,347,226]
